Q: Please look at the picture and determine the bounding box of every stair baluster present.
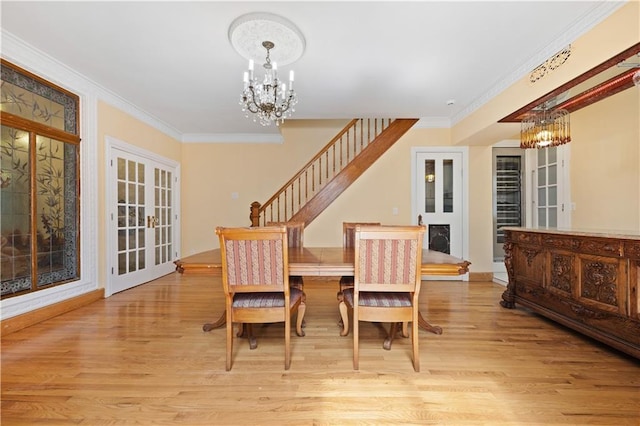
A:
[250,118,418,227]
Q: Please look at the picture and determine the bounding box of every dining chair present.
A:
[266,221,307,330]
[337,222,380,335]
[339,222,381,293]
[265,221,305,292]
[216,226,306,371]
[341,225,425,372]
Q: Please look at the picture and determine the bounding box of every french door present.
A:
[107,141,179,296]
[413,148,467,279]
[530,146,569,228]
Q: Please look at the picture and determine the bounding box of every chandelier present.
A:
[520,103,571,149]
[229,12,305,127]
[240,41,297,126]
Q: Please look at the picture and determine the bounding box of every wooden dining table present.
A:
[174,247,471,335]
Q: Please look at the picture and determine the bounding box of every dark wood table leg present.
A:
[202,311,226,332]
[203,314,258,349]
[417,311,443,335]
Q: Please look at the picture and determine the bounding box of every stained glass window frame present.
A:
[1,59,80,299]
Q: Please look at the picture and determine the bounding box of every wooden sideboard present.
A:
[500,227,640,359]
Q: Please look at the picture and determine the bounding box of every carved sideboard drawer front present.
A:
[512,232,541,246]
[623,241,640,260]
[542,235,622,257]
[580,239,622,257]
[542,235,580,251]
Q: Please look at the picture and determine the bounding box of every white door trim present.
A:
[105,136,181,297]
[411,146,469,281]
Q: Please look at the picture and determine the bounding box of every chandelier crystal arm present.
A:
[238,40,298,126]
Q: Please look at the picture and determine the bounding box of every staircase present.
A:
[250,118,418,227]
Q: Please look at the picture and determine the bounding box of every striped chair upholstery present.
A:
[343,290,413,308]
[217,226,306,371]
[224,238,305,309]
[337,222,381,335]
[223,239,285,287]
[339,222,381,293]
[266,221,305,291]
[341,225,425,372]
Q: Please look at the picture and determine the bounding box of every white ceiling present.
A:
[0,1,625,142]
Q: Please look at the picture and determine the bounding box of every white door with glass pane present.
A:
[530,146,570,229]
[107,142,179,296]
[413,149,467,279]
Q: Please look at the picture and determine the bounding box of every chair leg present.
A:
[285,313,291,370]
[412,320,420,372]
[299,285,307,328]
[291,279,306,328]
[337,290,344,327]
[296,302,306,337]
[247,324,257,350]
[236,323,245,337]
[337,281,353,329]
[383,322,399,350]
[353,316,359,370]
[401,321,409,338]
[338,300,350,336]
[226,319,233,371]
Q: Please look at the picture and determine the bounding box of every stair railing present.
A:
[250,118,393,226]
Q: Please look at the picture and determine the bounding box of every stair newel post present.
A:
[250,201,262,226]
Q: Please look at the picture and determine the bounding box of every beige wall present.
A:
[96,101,182,287]
[570,88,640,231]
[467,145,494,273]
[180,120,351,256]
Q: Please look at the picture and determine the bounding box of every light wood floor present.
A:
[2,274,639,425]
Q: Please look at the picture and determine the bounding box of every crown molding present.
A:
[2,29,287,143]
[1,29,183,141]
[414,117,451,129]
[181,133,284,144]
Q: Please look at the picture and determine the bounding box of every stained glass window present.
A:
[1,60,80,298]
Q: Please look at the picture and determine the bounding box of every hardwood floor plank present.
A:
[2,274,639,425]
